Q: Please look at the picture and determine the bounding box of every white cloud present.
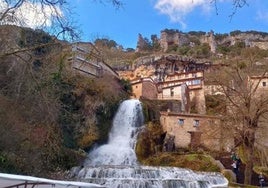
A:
[0,0,63,28]
[154,0,212,28]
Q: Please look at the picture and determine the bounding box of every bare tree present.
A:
[0,0,123,59]
[212,52,268,184]
[0,0,123,40]
[211,0,248,18]
[0,0,77,40]
[0,0,123,119]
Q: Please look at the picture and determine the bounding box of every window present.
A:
[192,79,201,85]
[193,120,199,127]
[262,82,266,87]
[178,119,184,125]
[170,87,174,97]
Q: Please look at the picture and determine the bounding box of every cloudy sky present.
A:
[0,0,61,28]
[69,0,268,48]
[1,0,268,48]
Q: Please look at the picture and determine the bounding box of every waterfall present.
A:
[84,99,143,166]
[77,99,228,188]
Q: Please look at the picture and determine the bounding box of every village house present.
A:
[131,70,206,113]
[131,77,158,100]
[160,111,233,151]
[70,42,119,78]
[127,54,230,151]
[131,77,190,113]
[248,74,268,149]
[249,74,268,93]
[160,70,206,114]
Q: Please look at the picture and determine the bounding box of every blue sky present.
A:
[70,0,268,49]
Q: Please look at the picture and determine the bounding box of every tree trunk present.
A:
[244,145,254,184]
[243,129,255,185]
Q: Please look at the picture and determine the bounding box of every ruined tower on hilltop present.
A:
[159,29,189,52]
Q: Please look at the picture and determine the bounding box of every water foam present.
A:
[78,99,228,188]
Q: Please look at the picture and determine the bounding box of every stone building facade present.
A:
[160,112,233,151]
[131,77,158,100]
[161,71,206,114]
[70,42,119,78]
[248,75,268,149]
[129,55,209,114]
[249,75,268,93]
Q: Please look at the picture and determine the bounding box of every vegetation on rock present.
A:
[0,26,128,177]
[141,152,221,172]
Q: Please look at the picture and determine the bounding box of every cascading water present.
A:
[83,99,143,166]
[77,99,228,188]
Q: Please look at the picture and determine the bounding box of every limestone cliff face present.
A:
[160,30,189,52]
[136,29,268,53]
[200,31,216,53]
[117,64,155,80]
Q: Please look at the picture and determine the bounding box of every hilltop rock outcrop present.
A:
[135,29,268,53]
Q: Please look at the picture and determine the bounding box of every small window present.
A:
[192,79,201,85]
[178,119,184,125]
[193,120,199,127]
[262,82,266,87]
[170,87,174,97]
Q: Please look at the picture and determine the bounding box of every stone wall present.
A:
[131,80,143,99]
[142,78,158,100]
[189,89,206,114]
[131,78,158,100]
[160,112,233,151]
[71,43,119,78]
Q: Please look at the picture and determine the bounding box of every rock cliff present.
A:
[136,29,268,53]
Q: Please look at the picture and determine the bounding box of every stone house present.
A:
[160,111,233,151]
[248,75,268,149]
[157,83,190,113]
[126,54,227,150]
[131,77,158,100]
[131,77,189,102]
[160,71,206,114]
[131,69,206,114]
[70,42,119,78]
[249,75,268,93]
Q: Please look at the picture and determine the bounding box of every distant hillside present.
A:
[136,29,268,54]
[91,29,268,71]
